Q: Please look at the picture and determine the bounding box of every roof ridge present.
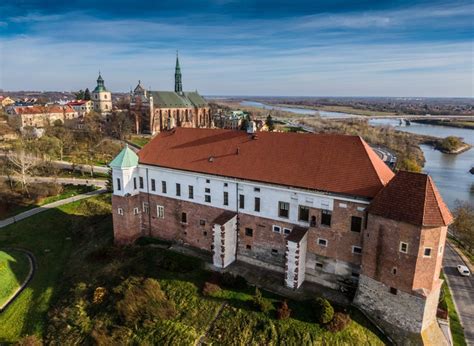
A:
[357,136,391,186]
[425,175,450,226]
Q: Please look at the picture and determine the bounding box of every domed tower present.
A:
[92,72,112,114]
[110,145,143,244]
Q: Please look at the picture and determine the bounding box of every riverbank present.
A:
[272,103,397,117]
[413,119,474,130]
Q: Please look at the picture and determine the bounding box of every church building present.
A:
[92,73,112,114]
[129,53,211,134]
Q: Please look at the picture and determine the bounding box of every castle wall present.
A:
[112,194,144,244]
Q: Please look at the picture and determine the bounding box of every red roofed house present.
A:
[110,127,452,343]
[6,105,79,129]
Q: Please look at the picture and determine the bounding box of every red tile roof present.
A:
[13,105,75,115]
[367,171,452,226]
[67,100,89,106]
[138,128,395,198]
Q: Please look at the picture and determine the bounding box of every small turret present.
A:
[109,144,139,197]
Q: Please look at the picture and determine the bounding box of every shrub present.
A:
[15,335,43,346]
[252,287,273,313]
[276,300,291,320]
[115,277,176,327]
[326,312,351,332]
[158,252,201,273]
[92,287,107,305]
[312,297,334,324]
[202,282,221,297]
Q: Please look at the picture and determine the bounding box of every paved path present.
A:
[22,176,106,188]
[443,244,474,345]
[0,189,106,229]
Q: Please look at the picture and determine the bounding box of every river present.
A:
[241,101,474,208]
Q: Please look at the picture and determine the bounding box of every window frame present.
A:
[161,181,167,194]
[139,176,144,189]
[321,209,332,227]
[117,207,124,215]
[116,178,121,191]
[176,183,181,196]
[352,246,362,255]
[157,205,165,218]
[181,212,187,224]
[223,191,229,206]
[317,238,328,247]
[188,185,194,199]
[245,228,253,237]
[298,205,310,222]
[278,201,290,218]
[254,197,260,212]
[239,194,245,209]
[399,242,408,254]
[151,179,156,191]
[133,177,137,190]
[423,247,432,258]
[272,225,281,233]
[350,216,362,233]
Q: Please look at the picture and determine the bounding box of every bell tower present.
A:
[92,72,113,114]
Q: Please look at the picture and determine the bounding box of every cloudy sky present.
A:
[0,0,472,96]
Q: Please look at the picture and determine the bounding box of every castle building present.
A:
[110,128,452,344]
[6,105,78,129]
[91,73,112,114]
[129,53,211,135]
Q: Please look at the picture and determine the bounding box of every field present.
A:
[0,196,385,344]
[0,249,30,307]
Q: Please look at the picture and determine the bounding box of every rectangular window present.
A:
[298,205,309,222]
[176,183,181,196]
[143,202,149,214]
[390,287,398,295]
[206,179,210,183]
[133,177,137,190]
[283,227,291,235]
[254,187,260,192]
[399,242,408,254]
[321,210,332,227]
[271,249,278,255]
[224,182,228,187]
[351,216,362,232]
[239,194,245,209]
[181,212,187,223]
[245,228,253,237]
[116,178,121,191]
[200,219,206,226]
[352,246,362,254]
[151,179,156,191]
[188,185,194,199]
[157,205,164,218]
[315,262,323,269]
[246,244,251,250]
[205,195,211,203]
[439,245,443,254]
[254,197,261,212]
[205,187,211,193]
[278,201,290,218]
[317,238,328,247]
[223,191,229,206]
[272,225,281,233]
[139,176,144,189]
[162,181,167,194]
[117,207,123,215]
[423,248,432,258]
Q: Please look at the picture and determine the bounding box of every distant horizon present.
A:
[1,90,473,100]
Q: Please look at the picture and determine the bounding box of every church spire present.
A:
[175,50,183,93]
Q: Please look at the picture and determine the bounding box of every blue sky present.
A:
[0,0,472,96]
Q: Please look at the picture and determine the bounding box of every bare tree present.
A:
[7,147,37,196]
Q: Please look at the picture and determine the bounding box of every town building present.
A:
[6,105,78,129]
[0,96,15,108]
[110,127,452,344]
[66,99,93,117]
[91,73,112,114]
[214,110,246,130]
[129,53,211,134]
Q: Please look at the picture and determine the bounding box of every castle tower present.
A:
[110,145,143,244]
[354,171,453,344]
[92,72,113,114]
[175,51,183,94]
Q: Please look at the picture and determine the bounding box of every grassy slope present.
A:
[129,135,151,148]
[441,273,467,346]
[0,196,384,344]
[0,249,30,307]
[0,197,105,342]
[0,184,96,221]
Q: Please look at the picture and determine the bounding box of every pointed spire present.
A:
[175,50,183,93]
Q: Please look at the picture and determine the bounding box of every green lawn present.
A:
[129,135,151,148]
[0,249,30,307]
[441,272,467,346]
[0,195,384,344]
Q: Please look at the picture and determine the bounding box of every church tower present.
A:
[175,52,183,94]
[92,72,112,114]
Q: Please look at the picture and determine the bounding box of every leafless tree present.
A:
[7,147,37,196]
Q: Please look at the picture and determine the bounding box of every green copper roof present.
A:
[148,91,207,108]
[109,145,138,168]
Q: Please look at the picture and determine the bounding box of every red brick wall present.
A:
[306,200,367,265]
[112,194,144,244]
